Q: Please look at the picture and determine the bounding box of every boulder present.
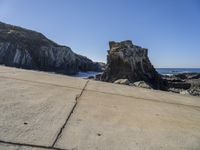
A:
[87,76,94,79]
[180,90,190,95]
[95,73,102,81]
[188,87,200,96]
[114,79,130,85]
[101,40,166,90]
[133,81,152,89]
[168,88,182,93]
[0,22,103,75]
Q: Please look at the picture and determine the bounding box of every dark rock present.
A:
[101,40,166,90]
[173,73,200,80]
[174,74,187,80]
[97,62,106,71]
[163,73,200,96]
[162,75,184,82]
[0,22,103,75]
[95,73,102,80]
[167,82,191,90]
[184,73,200,80]
[75,54,103,72]
[87,76,94,79]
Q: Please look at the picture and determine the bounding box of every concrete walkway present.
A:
[0,66,200,150]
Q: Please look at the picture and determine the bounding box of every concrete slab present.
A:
[1,65,200,150]
[55,90,200,150]
[0,77,82,146]
[0,66,87,90]
[86,80,200,107]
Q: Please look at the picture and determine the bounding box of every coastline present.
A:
[74,68,200,78]
[75,68,200,97]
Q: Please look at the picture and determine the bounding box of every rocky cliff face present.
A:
[101,40,166,89]
[0,22,102,75]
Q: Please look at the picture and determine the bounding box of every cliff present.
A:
[0,22,102,75]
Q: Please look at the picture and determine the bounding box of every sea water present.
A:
[75,71,102,78]
[156,68,200,76]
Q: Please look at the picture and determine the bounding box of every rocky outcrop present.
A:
[175,73,200,80]
[0,22,102,75]
[163,73,200,96]
[101,40,166,90]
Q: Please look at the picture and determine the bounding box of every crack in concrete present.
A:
[51,80,89,147]
[0,139,69,150]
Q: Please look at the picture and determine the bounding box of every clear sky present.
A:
[0,0,199,68]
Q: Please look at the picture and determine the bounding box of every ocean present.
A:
[75,68,200,78]
[156,68,200,76]
[75,71,103,78]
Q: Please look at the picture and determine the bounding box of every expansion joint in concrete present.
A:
[51,80,89,147]
[87,89,200,110]
[0,140,68,150]
[0,76,82,90]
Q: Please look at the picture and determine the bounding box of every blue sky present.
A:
[0,0,199,67]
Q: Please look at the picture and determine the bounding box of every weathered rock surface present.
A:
[114,79,130,85]
[180,90,190,95]
[101,40,166,90]
[0,22,102,75]
[132,81,152,89]
[188,87,200,96]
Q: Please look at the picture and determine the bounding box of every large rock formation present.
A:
[101,40,166,90]
[0,22,102,75]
